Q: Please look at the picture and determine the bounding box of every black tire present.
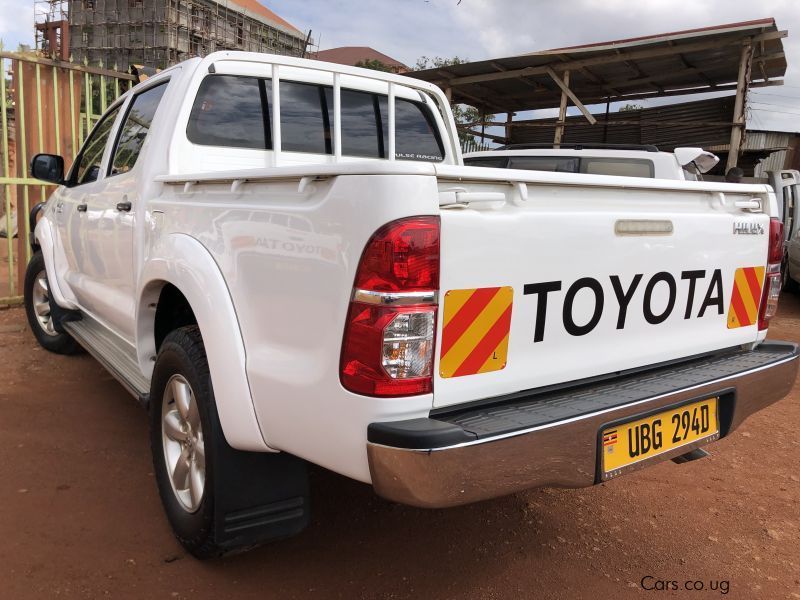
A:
[150,325,223,559]
[151,325,310,560]
[23,251,82,355]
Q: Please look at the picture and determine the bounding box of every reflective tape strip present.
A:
[439,286,513,378]
[727,266,765,328]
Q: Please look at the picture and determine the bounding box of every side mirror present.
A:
[30,153,65,185]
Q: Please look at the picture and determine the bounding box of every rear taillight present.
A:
[340,217,440,397]
[758,217,784,331]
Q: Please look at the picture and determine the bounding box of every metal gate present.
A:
[0,47,134,305]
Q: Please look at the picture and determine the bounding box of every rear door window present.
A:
[187,75,272,149]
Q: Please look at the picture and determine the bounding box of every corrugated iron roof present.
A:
[409,18,787,114]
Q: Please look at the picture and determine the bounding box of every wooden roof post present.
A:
[444,86,453,102]
[554,70,570,146]
[726,39,753,173]
[548,67,597,125]
[505,112,513,145]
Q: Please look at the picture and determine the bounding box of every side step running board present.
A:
[63,317,150,405]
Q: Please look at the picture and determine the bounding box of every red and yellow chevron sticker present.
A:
[439,287,513,378]
[727,266,765,329]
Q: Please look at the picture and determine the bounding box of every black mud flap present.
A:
[47,293,82,334]
[212,443,309,553]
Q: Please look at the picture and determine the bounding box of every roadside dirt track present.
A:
[1,299,799,600]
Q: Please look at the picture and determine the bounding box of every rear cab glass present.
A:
[186,74,444,162]
[463,156,508,169]
[580,158,654,178]
[466,154,654,178]
[508,156,579,173]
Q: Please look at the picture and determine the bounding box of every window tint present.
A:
[580,158,653,178]
[339,89,381,158]
[463,157,508,168]
[187,75,271,149]
[73,105,121,185]
[380,97,444,161]
[507,156,579,173]
[280,81,329,154]
[185,76,444,162]
[110,81,168,175]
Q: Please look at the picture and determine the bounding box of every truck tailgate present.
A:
[433,167,772,409]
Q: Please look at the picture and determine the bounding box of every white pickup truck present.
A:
[24,52,799,558]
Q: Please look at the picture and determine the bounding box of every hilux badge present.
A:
[733,221,764,235]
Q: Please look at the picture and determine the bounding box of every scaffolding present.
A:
[35,0,310,71]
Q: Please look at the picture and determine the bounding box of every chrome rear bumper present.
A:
[367,342,799,508]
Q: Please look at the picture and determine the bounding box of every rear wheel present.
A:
[150,326,219,559]
[23,251,82,354]
[149,325,310,559]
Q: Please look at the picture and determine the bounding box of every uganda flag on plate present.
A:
[727,266,765,329]
[439,287,513,378]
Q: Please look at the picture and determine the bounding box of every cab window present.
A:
[464,156,509,168]
[280,81,330,155]
[581,158,654,178]
[507,156,579,173]
[110,81,169,175]
[187,75,272,149]
[70,105,121,185]
[338,88,382,159]
[380,97,445,161]
[185,74,445,162]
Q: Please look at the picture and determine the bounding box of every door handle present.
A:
[116,201,132,212]
[76,203,87,212]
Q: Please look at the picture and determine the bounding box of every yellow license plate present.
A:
[602,398,719,476]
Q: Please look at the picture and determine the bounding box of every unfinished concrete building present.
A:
[35,0,309,71]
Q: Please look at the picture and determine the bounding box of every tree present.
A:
[414,56,492,144]
[619,103,644,112]
[414,55,469,71]
[354,58,395,73]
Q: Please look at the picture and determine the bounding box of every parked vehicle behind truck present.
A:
[24,52,799,558]
[463,143,719,180]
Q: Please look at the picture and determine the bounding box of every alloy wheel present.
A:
[161,374,206,513]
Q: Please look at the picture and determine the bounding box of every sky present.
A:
[2,0,800,131]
